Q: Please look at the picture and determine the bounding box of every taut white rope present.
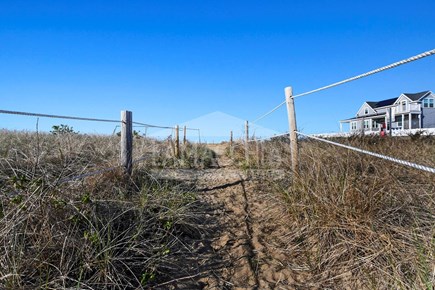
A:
[248,132,289,142]
[132,121,175,130]
[296,131,435,174]
[251,101,286,124]
[293,49,435,98]
[0,109,120,123]
[249,48,435,124]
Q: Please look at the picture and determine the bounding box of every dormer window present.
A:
[364,108,369,115]
[423,98,434,108]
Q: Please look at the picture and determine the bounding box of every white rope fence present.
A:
[0,109,120,123]
[250,48,435,123]
[0,108,194,181]
[293,49,435,98]
[0,109,183,131]
[248,132,289,142]
[296,131,435,174]
[251,101,286,124]
[133,121,175,130]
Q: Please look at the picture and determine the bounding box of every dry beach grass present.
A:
[235,135,435,289]
[0,130,217,289]
[0,129,434,289]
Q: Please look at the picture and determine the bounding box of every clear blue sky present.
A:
[1,0,434,136]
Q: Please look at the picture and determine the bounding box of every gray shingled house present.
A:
[340,91,435,133]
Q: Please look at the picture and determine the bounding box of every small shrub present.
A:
[51,124,78,135]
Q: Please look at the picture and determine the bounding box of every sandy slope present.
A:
[151,144,306,289]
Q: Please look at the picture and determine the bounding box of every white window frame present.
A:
[364,120,370,129]
[372,120,378,129]
[364,108,369,115]
[351,122,357,130]
[423,98,434,108]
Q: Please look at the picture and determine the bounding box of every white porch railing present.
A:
[396,103,421,113]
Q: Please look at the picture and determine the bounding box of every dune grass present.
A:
[237,135,435,289]
[0,130,212,289]
[1,129,434,289]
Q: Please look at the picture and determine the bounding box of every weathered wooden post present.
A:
[245,121,249,163]
[121,110,133,175]
[245,121,249,144]
[183,125,187,145]
[175,125,180,158]
[285,87,299,173]
[230,130,233,146]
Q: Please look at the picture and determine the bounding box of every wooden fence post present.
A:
[245,121,249,163]
[121,110,133,176]
[245,121,249,144]
[230,130,233,146]
[285,87,299,173]
[183,125,187,145]
[175,125,180,158]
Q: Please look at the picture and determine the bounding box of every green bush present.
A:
[51,124,77,135]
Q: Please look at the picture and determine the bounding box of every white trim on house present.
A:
[356,102,376,117]
[394,94,413,104]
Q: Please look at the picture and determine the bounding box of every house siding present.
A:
[422,107,435,128]
[356,103,376,117]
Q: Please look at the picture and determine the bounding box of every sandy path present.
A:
[152,144,304,289]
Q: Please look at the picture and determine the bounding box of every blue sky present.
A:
[1,0,434,137]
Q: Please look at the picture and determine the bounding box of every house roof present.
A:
[341,90,432,123]
[366,97,397,108]
[366,91,431,108]
[403,91,430,101]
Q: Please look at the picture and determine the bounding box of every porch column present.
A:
[401,114,404,129]
[339,122,343,132]
[409,113,412,129]
[388,107,396,137]
[419,114,422,128]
